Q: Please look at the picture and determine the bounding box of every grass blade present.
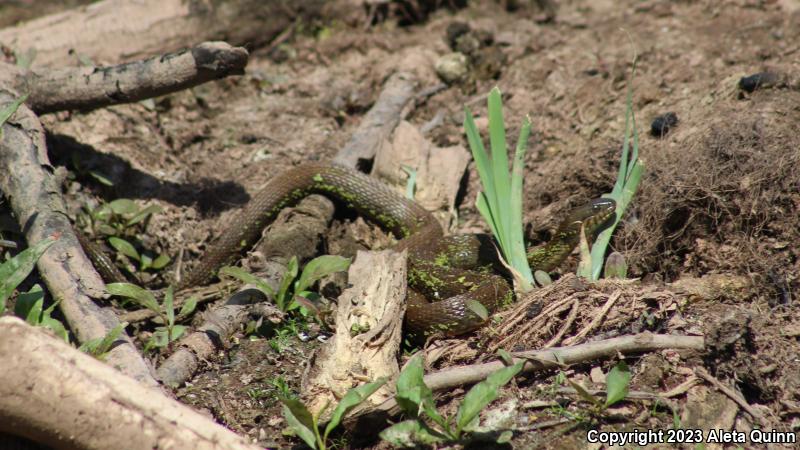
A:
[0,236,57,312]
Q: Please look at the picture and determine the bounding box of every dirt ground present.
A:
[3,0,800,449]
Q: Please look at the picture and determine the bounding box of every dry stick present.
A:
[0,317,262,450]
[357,333,705,420]
[694,367,769,427]
[156,70,420,388]
[16,41,248,114]
[0,91,158,389]
[333,71,418,169]
[563,289,622,346]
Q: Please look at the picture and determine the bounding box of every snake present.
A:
[161,162,617,337]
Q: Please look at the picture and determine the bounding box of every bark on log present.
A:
[0,0,340,68]
[0,90,158,389]
[0,317,262,450]
[0,41,248,114]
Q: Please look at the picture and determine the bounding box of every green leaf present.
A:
[497,430,514,444]
[15,283,45,324]
[108,199,139,217]
[277,256,299,310]
[89,170,114,186]
[106,282,159,312]
[605,361,631,407]
[219,266,276,298]
[295,255,350,294]
[0,236,57,313]
[40,314,69,342]
[455,362,524,437]
[379,420,446,447]
[395,354,449,432]
[146,328,170,351]
[139,252,152,271]
[566,376,603,408]
[108,236,140,261]
[396,354,426,417]
[507,114,534,287]
[150,253,171,270]
[169,324,187,342]
[280,397,319,450]
[401,165,418,200]
[487,87,512,251]
[586,53,643,281]
[164,286,175,327]
[324,378,387,441]
[496,349,515,366]
[603,252,628,279]
[533,270,552,287]
[465,299,489,322]
[79,322,125,359]
[126,204,162,226]
[0,93,29,131]
[179,296,198,317]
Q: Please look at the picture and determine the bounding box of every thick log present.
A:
[0,317,261,450]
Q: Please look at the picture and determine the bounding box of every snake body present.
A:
[174,163,616,337]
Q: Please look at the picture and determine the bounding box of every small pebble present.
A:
[434,52,469,84]
[650,112,678,138]
[738,71,780,93]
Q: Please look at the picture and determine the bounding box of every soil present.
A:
[3,0,800,449]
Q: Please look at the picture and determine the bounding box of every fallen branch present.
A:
[0,90,158,388]
[0,317,261,450]
[3,41,248,114]
[350,333,705,425]
[0,0,338,67]
[333,71,419,169]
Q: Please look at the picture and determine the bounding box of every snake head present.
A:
[558,198,617,238]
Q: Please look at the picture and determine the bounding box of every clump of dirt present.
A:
[619,87,800,286]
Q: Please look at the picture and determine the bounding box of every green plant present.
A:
[265,319,305,353]
[106,283,197,351]
[0,235,57,314]
[0,93,28,139]
[464,87,534,291]
[578,54,643,281]
[220,254,350,313]
[14,283,69,341]
[281,378,387,450]
[78,322,126,361]
[564,361,632,413]
[80,199,170,274]
[380,354,524,447]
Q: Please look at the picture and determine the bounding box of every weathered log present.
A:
[0,317,262,450]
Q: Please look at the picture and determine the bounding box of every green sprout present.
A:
[578,54,644,281]
[464,87,534,291]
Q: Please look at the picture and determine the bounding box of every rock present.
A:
[435,52,469,84]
